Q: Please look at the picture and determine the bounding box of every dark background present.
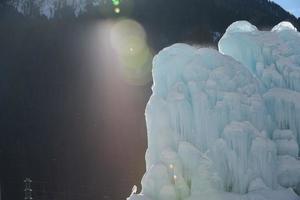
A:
[0,0,299,199]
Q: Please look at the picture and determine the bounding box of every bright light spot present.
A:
[109,19,153,85]
[169,164,174,169]
[173,175,177,180]
[114,7,120,14]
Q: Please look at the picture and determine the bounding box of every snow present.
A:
[128,21,300,200]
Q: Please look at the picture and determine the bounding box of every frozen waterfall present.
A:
[128,21,300,200]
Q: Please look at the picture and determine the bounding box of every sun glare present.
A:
[109,19,153,85]
[114,7,120,14]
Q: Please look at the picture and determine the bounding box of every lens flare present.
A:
[100,0,133,17]
[112,0,120,6]
[110,19,153,85]
[114,7,120,14]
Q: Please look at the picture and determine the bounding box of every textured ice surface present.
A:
[9,0,90,18]
[272,22,298,32]
[128,21,300,200]
[219,20,300,155]
[225,21,258,34]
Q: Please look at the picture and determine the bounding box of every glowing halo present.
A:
[109,19,153,85]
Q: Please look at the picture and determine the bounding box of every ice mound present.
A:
[128,21,300,200]
[225,21,258,34]
[272,21,298,32]
[219,21,300,196]
[219,21,300,92]
[219,21,300,159]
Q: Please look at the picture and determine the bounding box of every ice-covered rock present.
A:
[128,21,300,200]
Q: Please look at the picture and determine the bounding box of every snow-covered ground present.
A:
[128,21,300,200]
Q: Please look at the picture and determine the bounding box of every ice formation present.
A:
[128,21,300,200]
[9,0,93,18]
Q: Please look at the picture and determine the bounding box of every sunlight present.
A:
[109,19,153,85]
[114,7,121,14]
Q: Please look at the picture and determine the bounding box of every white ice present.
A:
[128,21,300,200]
[10,0,90,18]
